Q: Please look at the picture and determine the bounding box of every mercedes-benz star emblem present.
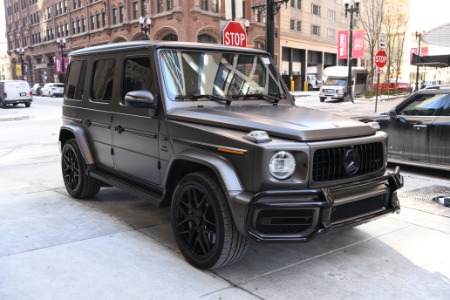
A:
[343,148,361,176]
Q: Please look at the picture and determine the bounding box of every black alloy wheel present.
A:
[171,172,248,270]
[61,138,100,199]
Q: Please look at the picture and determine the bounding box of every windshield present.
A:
[159,49,287,103]
[324,78,347,86]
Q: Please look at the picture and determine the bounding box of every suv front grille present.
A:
[312,142,384,182]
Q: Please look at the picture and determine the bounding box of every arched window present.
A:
[162,34,178,41]
[197,34,216,44]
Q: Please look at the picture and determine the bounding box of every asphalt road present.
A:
[1,95,449,300]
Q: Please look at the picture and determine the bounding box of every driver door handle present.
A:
[413,124,427,130]
[114,125,125,133]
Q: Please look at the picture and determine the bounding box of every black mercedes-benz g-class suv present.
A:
[59,41,403,269]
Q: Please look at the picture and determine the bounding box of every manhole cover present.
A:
[399,185,450,205]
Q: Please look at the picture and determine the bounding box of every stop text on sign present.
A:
[224,32,246,47]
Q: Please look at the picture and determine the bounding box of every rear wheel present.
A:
[25,103,31,108]
[61,139,100,199]
[0,99,6,108]
[171,171,249,269]
[320,97,325,102]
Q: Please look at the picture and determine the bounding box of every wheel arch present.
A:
[161,151,243,207]
[59,125,95,165]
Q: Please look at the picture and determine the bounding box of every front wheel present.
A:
[320,97,325,102]
[61,139,100,199]
[171,172,249,269]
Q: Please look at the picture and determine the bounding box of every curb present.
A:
[0,114,30,122]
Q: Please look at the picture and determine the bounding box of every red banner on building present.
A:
[337,30,348,59]
[55,57,70,74]
[337,30,365,59]
[352,30,365,58]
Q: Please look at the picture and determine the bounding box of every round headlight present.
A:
[269,151,296,180]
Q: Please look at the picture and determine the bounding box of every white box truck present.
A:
[319,66,368,102]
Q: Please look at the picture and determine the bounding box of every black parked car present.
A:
[363,88,450,170]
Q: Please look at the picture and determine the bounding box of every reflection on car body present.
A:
[363,89,450,170]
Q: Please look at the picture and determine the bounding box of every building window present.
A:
[327,28,335,40]
[297,0,301,9]
[311,25,320,36]
[157,0,163,13]
[312,4,320,16]
[72,21,76,34]
[96,13,100,28]
[198,34,216,43]
[112,7,117,24]
[141,0,146,16]
[328,10,335,21]
[290,0,295,8]
[119,6,124,23]
[77,20,81,33]
[91,15,95,29]
[297,21,301,32]
[102,12,106,27]
[163,33,178,41]
[82,18,86,32]
[72,0,76,9]
[201,0,208,11]
[290,19,294,30]
[133,2,138,19]
[65,23,69,36]
[167,0,173,10]
[212,0,218,13]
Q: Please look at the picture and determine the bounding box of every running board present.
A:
[90,169,163,207]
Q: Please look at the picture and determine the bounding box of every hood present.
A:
[168,105,375,142]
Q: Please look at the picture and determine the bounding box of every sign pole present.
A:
[375,67,380,113]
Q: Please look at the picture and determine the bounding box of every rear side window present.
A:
[91,59,115,102]
[66,60,87,100]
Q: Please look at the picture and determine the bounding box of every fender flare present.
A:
[166,150,243,193]
[59,124,95,165]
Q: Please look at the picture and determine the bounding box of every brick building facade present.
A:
[4,0,267,84]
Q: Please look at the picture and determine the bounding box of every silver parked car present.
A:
[41,83,64,97]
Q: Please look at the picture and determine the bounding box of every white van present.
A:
[0,80,33,108]
[319,66,368,102]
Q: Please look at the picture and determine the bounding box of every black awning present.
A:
[412,53,450,67]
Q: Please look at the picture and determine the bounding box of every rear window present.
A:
[91,59,115,102]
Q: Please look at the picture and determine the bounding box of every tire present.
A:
[171,171,249,270]
[61,138,100,199]
[0,99,6,108]
[308,84,313,91]
[320,97,325,102]
[25,103,31,108]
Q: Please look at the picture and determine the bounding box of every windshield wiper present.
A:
[175,94,232,105]
[232,93,283,104]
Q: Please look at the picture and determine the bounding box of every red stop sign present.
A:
[375,50,387,68]
[223,21,247,47]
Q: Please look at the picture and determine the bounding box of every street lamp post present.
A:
[251,0,288,58]
[56,38,66,83]
[414,31,423,91]
[344,0,360,103]
[16,48,25,80]
[139,16,152,40]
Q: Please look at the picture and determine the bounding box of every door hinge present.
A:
[111,148,114,155]
[158,160,161,170]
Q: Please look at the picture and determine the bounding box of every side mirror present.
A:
[124,90,155,108]
[389,108,406,123]
[388,109,397,119]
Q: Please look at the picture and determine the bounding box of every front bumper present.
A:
[243,167,403,242]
